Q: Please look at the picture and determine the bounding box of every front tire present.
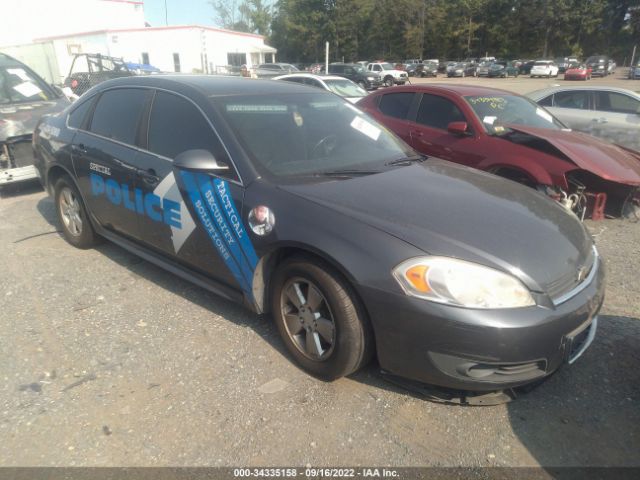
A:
[54,176,99,249]
[384,76,394,87]
[357,80,367,89]
[271,256,373,380]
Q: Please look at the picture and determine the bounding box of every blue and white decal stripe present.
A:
[180,171,252,295]
[213,177,259,269]
[195,173,255,290]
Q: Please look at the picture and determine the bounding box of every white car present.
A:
[366,62,408,87]
[272,73,368,103]
[530,60,559,78]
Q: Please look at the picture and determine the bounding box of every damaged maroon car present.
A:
[358,84,640,219]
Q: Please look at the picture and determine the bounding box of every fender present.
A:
[479,159,568,190]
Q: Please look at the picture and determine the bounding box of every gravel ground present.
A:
[0,73,639,468]
[409,69,639,95]
[0,182,638,468]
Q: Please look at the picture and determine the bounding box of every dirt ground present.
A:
[0,72,639,468]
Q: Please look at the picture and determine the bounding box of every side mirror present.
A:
[174,149,229,172]
[447,121,470,136]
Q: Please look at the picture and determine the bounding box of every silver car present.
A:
[528,86,640,152]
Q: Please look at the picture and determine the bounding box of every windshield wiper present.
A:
[315,168,381,177]
[385,154,427,166]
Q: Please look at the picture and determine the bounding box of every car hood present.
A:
[505,125,640,185]
[0,97,69,141]
[280,160,593,293]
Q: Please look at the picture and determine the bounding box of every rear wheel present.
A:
[271,256,373,380]
[54,176,99,249]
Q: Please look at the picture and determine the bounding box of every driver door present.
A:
[407,93,485,169]
[593,91,640,150]
[134,89,248,291]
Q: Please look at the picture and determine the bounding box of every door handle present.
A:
[139,168,161,187]
[71,143,87,154]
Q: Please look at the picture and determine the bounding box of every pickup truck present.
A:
[367,62,408,87]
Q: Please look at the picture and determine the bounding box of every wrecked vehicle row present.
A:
[1,53,70,186]
[357,84,640,220]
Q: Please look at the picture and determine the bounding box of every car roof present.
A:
[385,84,517,97]
[273,73,346,82]
[86,74,325,97]
[527,85,640,100]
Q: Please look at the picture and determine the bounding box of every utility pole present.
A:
[164,0,168,26]
[325,42,329,74]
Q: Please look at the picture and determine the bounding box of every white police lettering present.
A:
[204,189,236,246]
[40,123,60,138]
[216,181,242,238]
[90,162,111,176]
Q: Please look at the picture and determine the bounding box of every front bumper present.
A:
[0,165,39,185]
[360,258,605,391]
[364,78,383,89]
[1,136,39,186]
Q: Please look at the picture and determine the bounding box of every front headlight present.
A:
[392,257,535,309]
[367,76,374,80]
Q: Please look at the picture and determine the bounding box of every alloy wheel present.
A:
[58,187,83,236]
[280,277,336,361]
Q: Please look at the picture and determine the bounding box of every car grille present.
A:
[547,247,597,304]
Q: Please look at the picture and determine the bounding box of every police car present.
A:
[33,76,603,392]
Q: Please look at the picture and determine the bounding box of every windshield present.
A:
[0,66,55,104]
[354,66,366,73]
[324,79,367,98]
[213,93,413,179]
[534,61,550,66]
[465,95,564,134]
[380,63,394,70]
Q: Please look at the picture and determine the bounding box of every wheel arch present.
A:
[483,161,557,188]
[252,242,362,315]
[46,164,76,195]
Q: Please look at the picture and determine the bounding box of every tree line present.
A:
[211,0,640,64]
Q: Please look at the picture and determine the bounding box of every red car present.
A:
[357,84,640,218]
[564,64,592,80]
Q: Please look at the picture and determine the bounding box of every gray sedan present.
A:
[528,86,640,152]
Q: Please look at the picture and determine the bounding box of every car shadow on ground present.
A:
[0,181,43,198]
[35,196,640,468]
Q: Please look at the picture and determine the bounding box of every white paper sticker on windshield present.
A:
[483,116,497,125]
[536,107,553,123]
[7,68,31,82]
[350,116,381,141]
[13,81,42,98]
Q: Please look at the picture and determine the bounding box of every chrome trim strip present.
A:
[552,246,599,306]
[568,316,598,364]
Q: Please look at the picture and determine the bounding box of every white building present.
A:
[0,0,276,83]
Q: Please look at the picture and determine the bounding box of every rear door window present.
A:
[553,90,590,110]
[89,88,150,145]
[378,92,414,119]
[68,96,96,129]
[416,94,466,130]
[596,92,640,114]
